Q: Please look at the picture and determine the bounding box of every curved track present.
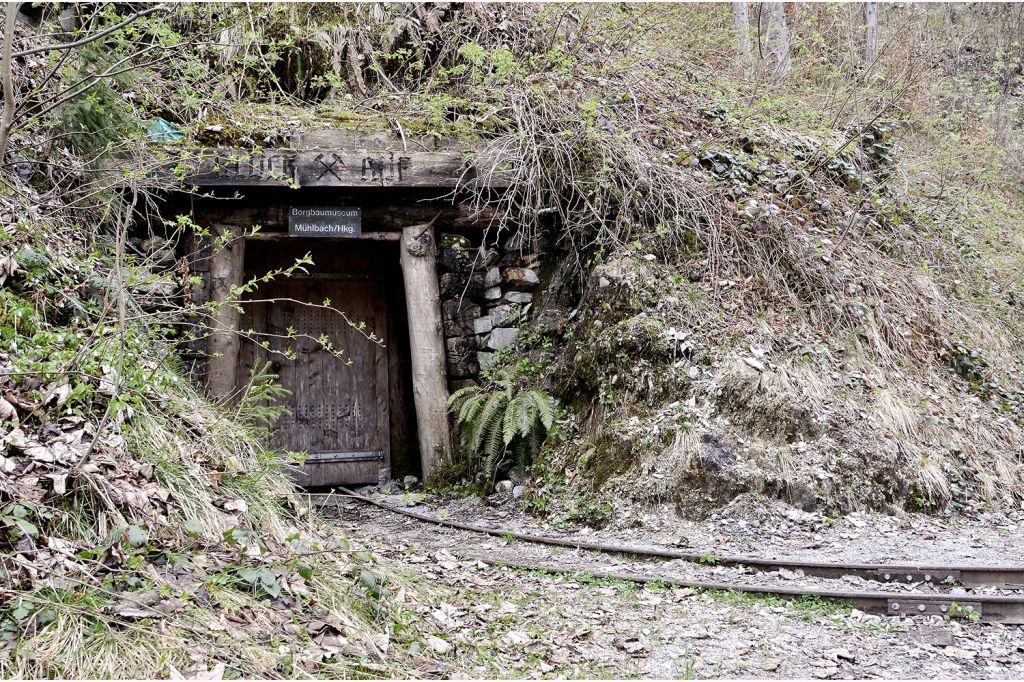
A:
[313,489,1024,624]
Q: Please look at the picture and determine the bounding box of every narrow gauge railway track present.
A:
[311,489,1024,624]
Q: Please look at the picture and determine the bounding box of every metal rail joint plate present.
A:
[888,599,981,618]
[874,569,961,584]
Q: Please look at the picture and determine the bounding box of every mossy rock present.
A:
[194,121,247,146]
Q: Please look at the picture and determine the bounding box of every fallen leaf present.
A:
[942,647,977,661]
[504,630,531,645]
[223,498,248,513]
[0,256,17,287]
[425,635,451,654]
[0,396,18,424]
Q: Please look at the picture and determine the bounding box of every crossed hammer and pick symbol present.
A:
[313,153,345,181]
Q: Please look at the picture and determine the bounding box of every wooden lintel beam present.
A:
[177,147,509,189]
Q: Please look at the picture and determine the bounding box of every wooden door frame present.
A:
[399,220,452,480]
[202,223,452,483]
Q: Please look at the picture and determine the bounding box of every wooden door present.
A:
[237,274,390,486]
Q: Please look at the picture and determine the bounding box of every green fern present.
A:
[528,389,556,429]
[447,373,558,486]
[449,384,482,406]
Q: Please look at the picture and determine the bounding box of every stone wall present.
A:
[437,232,541,392]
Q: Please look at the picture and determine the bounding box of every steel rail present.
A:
[313,489,1024,623]
[470,556,1024,624]
[314,489,1024,587]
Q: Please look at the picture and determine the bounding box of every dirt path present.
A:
[325,496,1024,679]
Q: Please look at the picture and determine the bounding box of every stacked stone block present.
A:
[436,236,542,392]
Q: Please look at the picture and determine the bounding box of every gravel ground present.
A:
[322,494,1024,679]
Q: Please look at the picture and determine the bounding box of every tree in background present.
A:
[864,1,878,64]
[732,2,754,73]
[0,3,18,162]
[761,2,792,78]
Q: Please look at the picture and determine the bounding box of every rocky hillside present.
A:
[454,5,1024,520]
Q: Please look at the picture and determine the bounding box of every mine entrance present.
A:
[174,131,500,484]
[236,239,416,486]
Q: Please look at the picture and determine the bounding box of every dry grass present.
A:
[707,347,1024,509]
[556,242,1024,514]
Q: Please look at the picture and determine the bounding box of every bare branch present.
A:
[12,5,165,58]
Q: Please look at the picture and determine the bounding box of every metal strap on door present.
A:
[305,450,384,464]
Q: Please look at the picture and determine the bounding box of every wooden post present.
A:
[206,225,245,401]
[399,220,452,479]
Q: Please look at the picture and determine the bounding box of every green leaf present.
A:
[297,563,314,581]
[528,389,556,429]
[126,524,149,547]
[223,527,246,546]
[238,567,261,584]
[12,518,38,539]
[260,571,281,598]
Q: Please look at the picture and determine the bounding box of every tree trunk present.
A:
[399,221,452,481]
[732,3,754,72]
[762,2,792,78]
[0,3,19,164]
[206,227,245,401]
[864,2,878,64]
